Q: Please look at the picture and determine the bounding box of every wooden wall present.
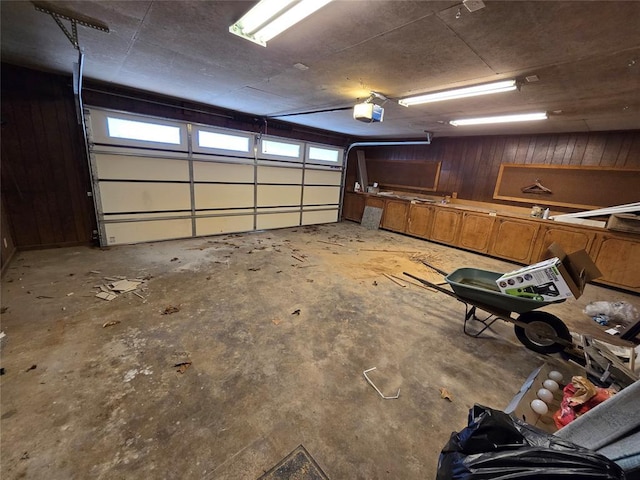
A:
[1,196,16,273]
[1,64,96,248]
[346,132,640,209]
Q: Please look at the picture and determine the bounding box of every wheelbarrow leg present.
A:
[462,303,499,338]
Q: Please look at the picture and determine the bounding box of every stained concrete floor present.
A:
[1,221,638,479]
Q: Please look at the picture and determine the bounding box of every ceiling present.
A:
[2,0,639,139]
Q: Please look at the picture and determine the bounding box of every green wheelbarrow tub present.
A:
[444,267,565,314]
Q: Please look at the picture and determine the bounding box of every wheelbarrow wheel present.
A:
[514,311,571,354]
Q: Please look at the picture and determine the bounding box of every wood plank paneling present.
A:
[346,130,640,211]
[1,64,95,248]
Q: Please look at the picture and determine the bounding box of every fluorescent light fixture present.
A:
[449,112,548,126]
[230,0,332,47]
[399,80,517,107]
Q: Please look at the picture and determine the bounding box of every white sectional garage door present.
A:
[86,108,343,246]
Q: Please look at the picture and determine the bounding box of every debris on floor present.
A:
[170,257,179,262]
[291,309,301,316]
[384,273,406,287]
[272,318,282,325]
[1,307,8,314]
[174,361,192,373]
[162,305,180,315]
[439,387,453,402]
[363,367,400,400]
[318,240,345,247]
[102,320,121,328]
[94,277,146,302]
[248,267,261,271]
[110,279,142,293]
[0,368,5,375]
[96,292,117,301]
[25,364,37,372]
[372,281,378,286]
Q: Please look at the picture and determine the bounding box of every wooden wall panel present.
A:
[1,64,95,248]
[346,131,640,210]
[1,197,16,273]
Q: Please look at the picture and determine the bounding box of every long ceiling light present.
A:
[399,80,517,107]
[229,0,332,47]
[449,112,548,126]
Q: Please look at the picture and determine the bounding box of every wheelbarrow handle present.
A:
[403,272,458,299]
[420,260,450,277]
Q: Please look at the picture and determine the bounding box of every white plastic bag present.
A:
[583,301,638,325]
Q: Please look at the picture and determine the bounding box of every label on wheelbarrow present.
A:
[496,257,574,301]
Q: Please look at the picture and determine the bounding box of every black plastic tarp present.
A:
[436,404,626,479]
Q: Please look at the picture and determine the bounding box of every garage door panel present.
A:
[104,219,192,245]
[99,182,191,213]
[95,154,189,181]
[195,184,254,209]
[257,165,302,183]
[196,215,254,236]
[194,161,254,182]
[302,209,338,225]
[257,185,301,207]
[304,170,342,185]
[303,186,341,205]
[256,212,300,230]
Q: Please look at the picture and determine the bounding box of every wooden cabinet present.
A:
[342,192,365,222]
[430,208,462,245]
[489,218,540,263]
[590,234,640,291]
[342,193,639,293]
[458,212,495,253]
[531,223,596,262]
[407,204,433,239]
[364,196,385,209]
[381,199,409,232]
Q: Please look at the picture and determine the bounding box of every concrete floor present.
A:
[1,221,638,479]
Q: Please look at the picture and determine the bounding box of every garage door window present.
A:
[107,117,181,145]
[197,130,251,153]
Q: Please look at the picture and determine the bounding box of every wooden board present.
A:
[367,159,441,193]
[494,164,640,209]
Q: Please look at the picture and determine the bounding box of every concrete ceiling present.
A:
[2,0,639,139]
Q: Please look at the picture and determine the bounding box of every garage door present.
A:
[86,108,343,246]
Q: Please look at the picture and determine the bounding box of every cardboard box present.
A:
[505,360,585,433]
[496,243,602,301]
[496,257,573,301]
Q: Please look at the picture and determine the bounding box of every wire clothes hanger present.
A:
[521,179,552,194]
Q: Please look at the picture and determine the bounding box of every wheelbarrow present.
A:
[403,262,573,354]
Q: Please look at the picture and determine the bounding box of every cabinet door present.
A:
[458,212,495,253]
[532,225,596,262]
[382,199,409,232]
[489,218,540,263]
[407,204,433,238]
[430,208,462,244]
[342,192,365,222]
[591,235,640,291]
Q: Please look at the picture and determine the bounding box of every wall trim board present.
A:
[493,164,640,209]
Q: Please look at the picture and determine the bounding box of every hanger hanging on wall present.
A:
[521,179,552,194]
